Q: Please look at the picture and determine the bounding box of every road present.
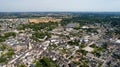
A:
[8,49,32,64]
[101,46,117,67]
[8,41,50,66]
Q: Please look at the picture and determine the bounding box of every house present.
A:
[115,40,120,43]
[13,44,27,52]
[82,26,89,29]
[5,38,19,46]
[80,36,90,43]
[83,46,94,52]
[75,46,79,50]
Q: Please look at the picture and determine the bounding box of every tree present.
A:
[17,63,26,67]
[35,57,59,67]
[4,32,16,38]
[0,57,7,63]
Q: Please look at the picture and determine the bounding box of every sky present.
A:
[0,0,120,12]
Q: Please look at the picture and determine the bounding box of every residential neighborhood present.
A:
[0,13,120,67]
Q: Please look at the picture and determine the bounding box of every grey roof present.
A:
[65,23,77,28]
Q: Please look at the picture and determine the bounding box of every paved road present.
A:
[101,46,117,67]
[8,41,50,66]
[8,49,32,64]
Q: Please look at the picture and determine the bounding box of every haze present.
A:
[0,0,120,12]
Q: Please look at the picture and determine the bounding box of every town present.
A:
[0,12,120,67]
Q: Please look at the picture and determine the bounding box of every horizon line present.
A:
[1,11,120,13]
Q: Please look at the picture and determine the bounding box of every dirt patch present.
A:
[29,17,62,23]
